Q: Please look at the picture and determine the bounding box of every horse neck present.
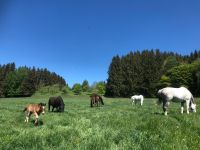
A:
[36,105,43,113]
[189,99,194,106]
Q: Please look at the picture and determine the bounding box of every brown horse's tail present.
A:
[23,107,27,112]
[99,96,104,105]
[90,97,93,107]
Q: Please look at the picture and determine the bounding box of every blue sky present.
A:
[0,0,200,87]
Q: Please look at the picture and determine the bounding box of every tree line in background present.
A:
[71,80,106,96]
[105,49,200,97]
[2,49,200,98]
[0,63,66,97]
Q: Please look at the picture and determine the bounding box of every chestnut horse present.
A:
[90,94,104,107]
[23,103,46,125]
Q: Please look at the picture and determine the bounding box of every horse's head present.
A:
[59,103,65,112]
[190,103,196,113]
[39,103,46,114]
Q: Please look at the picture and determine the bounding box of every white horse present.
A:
[157,87,196,115]
[131,95,144,106]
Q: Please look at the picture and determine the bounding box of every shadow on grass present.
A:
[153,112,164,115]
[31,120,44,126]
[48,110,64,113]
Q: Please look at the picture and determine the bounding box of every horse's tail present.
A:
[90,98,93,107]
[100,96,104,105]
[23,107,27,112]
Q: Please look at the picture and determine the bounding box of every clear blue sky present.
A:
[0,0,200,87]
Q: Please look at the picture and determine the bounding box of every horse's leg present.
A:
[132,99,134,106]
[52,107,54,112]
[141,98,143,106]
[163,101,169,116]
[25,112,31,122]
[48,104,50,112]
[181,102,185,114]
[90,100,93,107]
[25,112,28,122]
[186,100,190,114]
[34,112,39,126]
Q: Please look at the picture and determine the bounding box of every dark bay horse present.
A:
[23,103,46,126]
[48,96,65,112]
[90,94,104,107]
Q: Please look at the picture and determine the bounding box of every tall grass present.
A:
[0,96,200,150]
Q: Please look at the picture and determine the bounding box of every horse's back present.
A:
[48,96,64,111]
[49,97,63,106]
[25,104,39,112]
[159,87,192,100]
[131,95,143,99]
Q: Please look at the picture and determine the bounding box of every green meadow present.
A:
[0,96,200,150]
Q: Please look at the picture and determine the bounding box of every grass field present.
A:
[0,96,200,150]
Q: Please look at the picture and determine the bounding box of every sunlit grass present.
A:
[0,96,200,150]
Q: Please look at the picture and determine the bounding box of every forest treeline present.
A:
[105,49,200,97]
[0,63,66,97]
[1,49,200,98]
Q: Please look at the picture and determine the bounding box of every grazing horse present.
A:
[131,95,144,106]
[23,103,46,125]
[90,94,104,107]
[157,87,196,115]
[48,96,65,112]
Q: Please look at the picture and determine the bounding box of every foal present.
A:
[23,103,46,125]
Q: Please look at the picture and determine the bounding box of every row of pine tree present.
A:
[105,49,200,97]
[1,49,200,98]
[0,63,66,97]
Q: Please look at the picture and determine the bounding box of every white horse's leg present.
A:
[132,99,134,106]
[186,100,190,114]
[181,102,184,114]
[163,101,169,116]
[141,97,143,106]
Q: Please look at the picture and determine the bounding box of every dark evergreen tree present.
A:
[105,55,124,97]
[0,63,67,97]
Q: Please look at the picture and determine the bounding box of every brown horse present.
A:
[23,103,46,126]
[90,94,104,107]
